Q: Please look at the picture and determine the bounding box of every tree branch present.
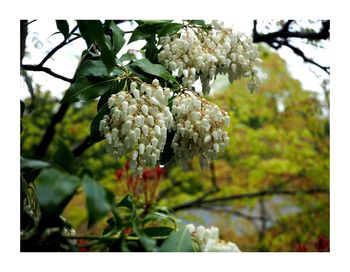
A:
[21,64,73,83]
[72,136,92,157]
[198,205,270,222]
[21,25,80,83]
[34,103,70,157]
[253,20,330,75]
[253,20,329,43]
[38,30,79,67]
[280,41,330,75]
[170,188,329,212]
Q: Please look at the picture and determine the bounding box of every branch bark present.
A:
[21,64,73,83]
[253,20,330,75]
[72,136,92,157]
[34,103,70,157]
[170,188,329,212]
[21,25,80,83]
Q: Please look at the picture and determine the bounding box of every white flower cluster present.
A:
[186,224,241,252]
[158,20,262,94]
[171,90,230,167]
[99,79,173,177]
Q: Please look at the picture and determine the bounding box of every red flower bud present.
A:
[115,169,124,180]
[125,160,130,171]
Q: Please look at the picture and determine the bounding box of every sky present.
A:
[20,20,329,103]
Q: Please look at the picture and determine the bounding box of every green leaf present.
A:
[52,140,75,174]
[158,23,183,37]
[136,20,172,25]
[142,211,177,228]
[142,226,174,237]
[77,20,115,71]
[119,52,135,62]
[118,194,136,220]
[74,60,123,80]
[56,20,69,39]
[110,21,125,54]
[159,225,194,252]
[117,194,134,209]
[129,21,172,44]
[77,20,104,47]
[97,79,125,111]
[61,77,114,103]
[159,130,175,165]
[128,27,151,44]
[89,102,110,144]
[131,58,177,83]
[21,157,50,170]
[127,64,153,83]
[35,168,80,216]
[143,37,159,63]
[132,222,157,252]
[82,175,114,228]
[186,20,206,26]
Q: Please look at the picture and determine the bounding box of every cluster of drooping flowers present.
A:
[186,224,241,252]
[158,20,262,94]
[99,79,173,178]
[171,89,230,167]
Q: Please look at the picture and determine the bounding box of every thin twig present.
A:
[253,20,330,75]
[38,36,80,67]
[21,25,80,83]
[21,64,73,83]
[170,188,329,212]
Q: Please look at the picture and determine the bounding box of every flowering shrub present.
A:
[158,20,262,94]
[20,19,262,252]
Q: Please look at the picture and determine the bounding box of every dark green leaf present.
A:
[61,77,114,103]
[132,222,157,252]
[97,91,112,111]
[77,20,115,71]
[159,225,194,252]
[129,21,172,44]
[77,167,94,178]
[77,20,104,47]
[74,60,123,80]
[52,140,75,174]
[118,194,134,210]
[118,194,136,220]
[142,226,174,237]
[89,103,110,145]
[82,175,114,228]
[35,168,80,216]
[159,130,175,165]
[127,64,153,83]
[110,21,125,54]
[158,23,183,37]
[132,58,177,83]
[21,157,50,170]
[56,20,69,39]
[128,27,151,44]
[143,37,159,63]
[97,79,125,111]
